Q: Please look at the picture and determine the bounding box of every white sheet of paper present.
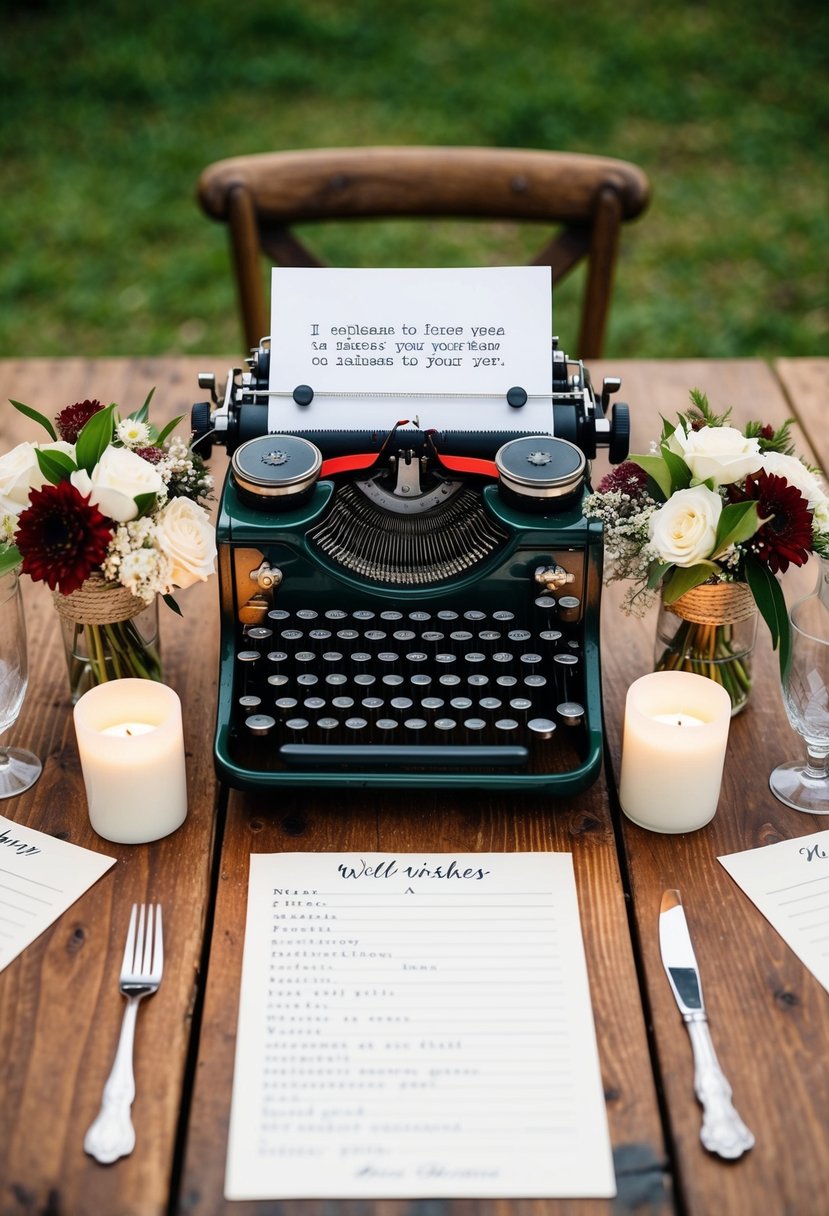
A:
[0,814,115,972]
[719,829,829,994]
[267,266,554,434]
[225,851,615,1200]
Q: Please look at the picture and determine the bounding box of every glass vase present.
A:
[654,581,757,716]
[54,576,162,704]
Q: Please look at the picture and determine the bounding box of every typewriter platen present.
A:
[192,340,630,792]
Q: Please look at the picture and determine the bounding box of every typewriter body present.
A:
[192,339,630,793]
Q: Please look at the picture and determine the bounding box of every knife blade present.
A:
[659,889,755,1159]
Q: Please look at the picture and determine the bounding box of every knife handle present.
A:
[684,1013,755,1159]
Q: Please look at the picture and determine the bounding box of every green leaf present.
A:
[127,386,156,426]
[0,546,21,576]
[34,447,77,485]
[156,414,184,445]
[711,500,762,559]
[162,593,183,616]
[630,453,671,500]
[132,491,157,518]
[9,399,57,440]
[662,563,718,603]
[745,556,790,677]
[661,444,692,491]
[647,560,672,590]
[75,403,116,473]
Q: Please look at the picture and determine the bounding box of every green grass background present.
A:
[1,0,827,360]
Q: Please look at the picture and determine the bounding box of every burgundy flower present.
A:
[598,461,650,497]
[55,399,105,444]
[133,444,165,465]
[15,481,113,595]
[743,469,813,574]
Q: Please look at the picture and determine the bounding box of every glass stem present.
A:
[803,747,829,781]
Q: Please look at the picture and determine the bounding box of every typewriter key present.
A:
[408,610,431,626]
[496,674,518,689]
[353,673,376,688]
[524,674,547,690]
[528,717,557,741]
[410,673,432,689]
[245,626,273,645]
[236,649,260,664]
[267,673,290,688]
[281,628,303,645]
[376,718,399,737]
[557,701,585,726]
[449,630,473,653]
[437,609,458,623]
[434,718,457,734]
[534,595,557,626]
[468,673,490,689]
[361,696,384,713]
[421,630,445,651]
[352,609,375,624]
[553,652,579,697]
[464,718,487,740]
[508,629,532,645]
[296,609,318,622]
[435,652,456,668]
[336,628,359,644]
[438,673,461,688]
[349,651,372,673]
[510,697,533,717]
[296,674,319,688]
[304,696,326,712]
[284,717,309,738]
[393,629,416,647]
[520,652,543,674]
[322,650,343,671]
[493,610,515,623]
[382,673,405,688]
[478,629,502,654]
[332,695,355,711]
[325,609,348,622]
[380,610,403,623]
[267,609,290,623]
[479,696,502,713]
[317,717,340,738]
[450,696,473,713]
[308,628,332,643]
[274,697,298,714]
[245,714,276,736]
[390,696,413,712]
[345,716,368,734]
[494,717,519,735]
[404,718,428,739]
[238,695,261,713]
[539,628,563,651]
[557,595,581,623]
[325,673,348,688]
[464,609,486,624]
[421,696,445,715]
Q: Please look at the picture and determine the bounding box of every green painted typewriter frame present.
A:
[214,477,605,792]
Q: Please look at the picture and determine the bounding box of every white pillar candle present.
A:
[73,679,188,844]
[619,670,732,833]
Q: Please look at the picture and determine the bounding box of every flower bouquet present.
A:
[584,391,829,711]
[0,393,216,698]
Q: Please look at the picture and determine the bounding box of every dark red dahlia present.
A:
[597,461,650,497]
[743,469,813,574]
[15,481,113,595]
[133,444,165,465]
[54,399,105,444]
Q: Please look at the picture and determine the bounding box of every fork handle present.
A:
[84,997,140,1164]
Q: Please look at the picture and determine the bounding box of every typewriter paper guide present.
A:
[268,265,555,435]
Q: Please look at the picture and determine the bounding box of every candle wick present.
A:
[126,728,133,737]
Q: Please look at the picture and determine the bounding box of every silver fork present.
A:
[84,903,164,1164]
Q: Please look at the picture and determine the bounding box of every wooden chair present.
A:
[197,145,650,359]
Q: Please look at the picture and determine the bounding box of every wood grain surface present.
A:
[2,356,826,1216]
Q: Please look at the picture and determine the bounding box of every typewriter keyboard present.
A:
[230,603,589,775]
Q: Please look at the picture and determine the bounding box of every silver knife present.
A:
[659,889,755,1159]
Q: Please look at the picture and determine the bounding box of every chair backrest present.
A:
[197,145,650,359]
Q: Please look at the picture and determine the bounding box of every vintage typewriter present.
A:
[191,339,630,793]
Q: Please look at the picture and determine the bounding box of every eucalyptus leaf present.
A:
[661,444,692,491]
[0,546,21,576]
[711,500,761,559]
[75,403,116,473]
[745,556,790,677]
[661,563,718,603]
[34,447,77,486]
[156,414,184,445]
[630,453,671,500]
[132,491,157,518]
[9,399,57,440]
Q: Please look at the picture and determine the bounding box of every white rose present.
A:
[0,440,75,516]
[155,497,216,589]
[671,424,763,486]
[649,485,722,567]
[71,445,165,523]
[759,451,827,509]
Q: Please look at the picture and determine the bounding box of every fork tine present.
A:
[136,903,149,975]
[152,905,164,979]
[121,903,138,975]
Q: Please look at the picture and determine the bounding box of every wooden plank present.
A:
[0,358,229,1216]
[774,357,829,477]
[594,359,829,1216]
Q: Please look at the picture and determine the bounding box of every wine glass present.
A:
[769,563,829,814]
[0,569,42,798]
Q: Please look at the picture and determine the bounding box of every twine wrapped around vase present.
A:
[54,573,162,701]
[665,580,756,627]
[52,573,146,625]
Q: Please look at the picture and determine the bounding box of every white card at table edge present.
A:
[0,814,116,972]
[224,850,616,1200]
[267,266,553,434]
[719,829,829,995]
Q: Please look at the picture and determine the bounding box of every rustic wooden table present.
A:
[0,356,826,1216]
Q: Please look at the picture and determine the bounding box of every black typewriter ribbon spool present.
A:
[494,435,586,510]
